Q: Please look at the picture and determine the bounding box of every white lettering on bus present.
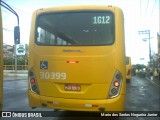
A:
[40,72,66,80]
[93,16,110,24]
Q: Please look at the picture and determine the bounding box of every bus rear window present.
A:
[126,57,129,65]
[36,11,114,46]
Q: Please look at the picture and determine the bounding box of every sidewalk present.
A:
[3,70,28,77]
[145,76,160,87]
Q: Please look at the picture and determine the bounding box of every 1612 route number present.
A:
[93,16,110,24]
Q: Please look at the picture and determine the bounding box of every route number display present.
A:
[93,16,110,24]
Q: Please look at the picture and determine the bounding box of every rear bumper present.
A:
[28,90,125,111]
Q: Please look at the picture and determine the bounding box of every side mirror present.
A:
[14,26,20,44]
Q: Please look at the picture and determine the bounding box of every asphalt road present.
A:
[2,76,160,120]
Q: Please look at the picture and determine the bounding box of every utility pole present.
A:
[138,30,151,63]
[0,3,3,111]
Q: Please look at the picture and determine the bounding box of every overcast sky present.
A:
[1,0,160,65]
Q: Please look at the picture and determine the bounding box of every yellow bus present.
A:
[126,56,132,80]
[28,5,126,112]
[0,5,3,111]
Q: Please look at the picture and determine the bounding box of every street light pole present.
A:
[148,30,151,64]
[138,30,151,63]
[1,1,20,73]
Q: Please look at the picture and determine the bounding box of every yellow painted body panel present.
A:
[0,6,3,111]
[28,5,126,111]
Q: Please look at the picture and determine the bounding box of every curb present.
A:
[145,77,160,87]
[3,73,28,77]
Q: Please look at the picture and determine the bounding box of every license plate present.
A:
[64,84,81,91]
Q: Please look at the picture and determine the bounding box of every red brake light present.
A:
[113,81,120,87]
[67,61,79,64]
[30,78,35,84]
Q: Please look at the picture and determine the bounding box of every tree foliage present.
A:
[132,64,146,70]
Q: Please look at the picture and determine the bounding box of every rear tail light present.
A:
[30,78,35,83]
[28,68,40,94]
[67,60,79,64]
[113,81,120,87]
[108,70,123,99]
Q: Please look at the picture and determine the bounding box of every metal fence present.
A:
[3,65,28,70]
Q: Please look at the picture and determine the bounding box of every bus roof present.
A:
[35,5,122,14]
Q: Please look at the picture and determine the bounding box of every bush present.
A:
[3,57,14,65]
[3,57,27,65]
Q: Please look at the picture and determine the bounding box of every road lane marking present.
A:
[3,87,27,90]
[150,81,160,87]
[148,80,160,88]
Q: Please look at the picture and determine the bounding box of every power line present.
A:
[2,1,27,14]
[145,0,149,17]
[3,28,13,32]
